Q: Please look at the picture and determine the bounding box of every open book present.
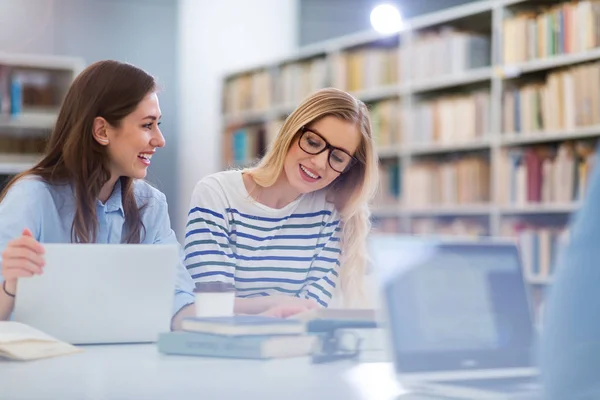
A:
[0,321,82,361]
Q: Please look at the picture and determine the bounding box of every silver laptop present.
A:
[369,235,541,400]
[13,243,179,345]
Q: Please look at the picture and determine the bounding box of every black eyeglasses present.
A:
[307,318,378,364]
[298,126,359,174]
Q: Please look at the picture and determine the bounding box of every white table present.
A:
[0,344,452,400]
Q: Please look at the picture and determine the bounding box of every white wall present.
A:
[177,0,298,238]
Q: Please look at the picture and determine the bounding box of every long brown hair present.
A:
[0,60,157,243]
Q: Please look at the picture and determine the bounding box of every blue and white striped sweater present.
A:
[184,171,342,307]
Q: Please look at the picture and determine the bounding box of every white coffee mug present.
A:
[194,281,236,317]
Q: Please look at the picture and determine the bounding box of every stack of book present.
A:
[158,309,382,360]
[158,315,316,360]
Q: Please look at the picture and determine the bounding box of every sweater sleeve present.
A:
[0,179,46,284]
[184,179,236,286]
[296,214,342,307]
[147,191,195,317]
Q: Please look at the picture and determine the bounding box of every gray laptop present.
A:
[369,235,541,400]
[13,243,179,345]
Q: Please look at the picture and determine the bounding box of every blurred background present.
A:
[1,0,597,321]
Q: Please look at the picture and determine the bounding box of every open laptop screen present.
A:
[373,237,535,374]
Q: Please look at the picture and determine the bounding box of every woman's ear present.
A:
[93,117,110,145]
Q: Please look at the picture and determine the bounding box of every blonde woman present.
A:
[182,87,378,318]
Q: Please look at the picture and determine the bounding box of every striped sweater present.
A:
[184,170,341,307]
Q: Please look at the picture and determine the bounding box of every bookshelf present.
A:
[0,53,84,186]
[220,0,600,319]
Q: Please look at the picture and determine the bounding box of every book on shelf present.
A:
[0,56,76,177]
[0,65,63,120]
[0,135,46,155]
[411,218,489,237]
[499,140,596,206]
[371,98,402,149]
[404,156,490,209]
[374,161,401,207]
[223,69,272,115]
[222,125,266,167]
[501,221,570,282]
[503,60,600,134]
[503,1,600,64]
[410,27,491,81]
[277,57,328,107]
[412,89,491,146]
[331,44,400,93]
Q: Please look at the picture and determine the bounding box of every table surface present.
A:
[0,344,454,400]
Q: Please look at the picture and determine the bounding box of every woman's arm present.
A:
[295,219,342,307]
[0,179,45,320]
[184,181,237,286]
[148,191,196,329]
[236,217,342,314]
[234,295,317,315]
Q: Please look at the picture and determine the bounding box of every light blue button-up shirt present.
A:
[0,175,195,318]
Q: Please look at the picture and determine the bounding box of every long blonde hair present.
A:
[248,87,379,306]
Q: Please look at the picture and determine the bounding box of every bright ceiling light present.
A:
[370,4,403,34]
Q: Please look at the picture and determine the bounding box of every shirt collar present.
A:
[98,178,125,216]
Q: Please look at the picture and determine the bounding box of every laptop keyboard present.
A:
[438,376,540,395]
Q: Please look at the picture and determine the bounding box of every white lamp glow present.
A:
[370,4,403,34]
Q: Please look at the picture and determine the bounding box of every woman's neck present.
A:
[243,171,301,209]
[98,175,119,204]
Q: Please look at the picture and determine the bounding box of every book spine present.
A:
[157,332,265,359]
[10,75,22,117]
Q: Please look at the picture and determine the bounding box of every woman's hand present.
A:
[234,295,319,315]
[1,228,45,295]
[259,302,315,318]
[258,296,319,318]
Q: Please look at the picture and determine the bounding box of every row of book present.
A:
[277,58,328,109]
[499,140,596,205]
[222,29,489,115]
[330,45,399,93]
[411,218,488,237]
[501,222,570,281]
[371,99,402,149]
[411,90,491,146]
[0,135,46,154]
[403,156,490,208]
[503,60,600,134]
[222,125,266,167]
[372,140,596,210]
[222,119,285,167]
[503,1,600,65]
[371,216,488,238]
[374,162,401,206]
[0,66,59,118]
[222,69,272,115]
[410,28,491,82]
